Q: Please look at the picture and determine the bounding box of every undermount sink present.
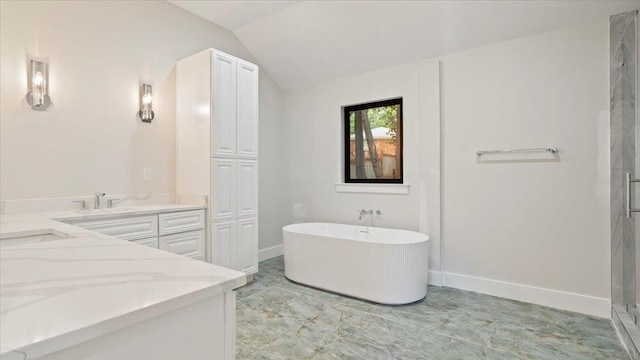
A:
[0,229,73,248]
[78,207,135,214]
[96,207,135,213]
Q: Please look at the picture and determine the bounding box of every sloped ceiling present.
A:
[168,1,300,31]
[170,0,640,89]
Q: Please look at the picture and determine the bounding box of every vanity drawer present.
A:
[74,215,158,241]
[159,230,205,260]
[158,210,205,235]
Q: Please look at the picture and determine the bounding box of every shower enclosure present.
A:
[611,10,640,359]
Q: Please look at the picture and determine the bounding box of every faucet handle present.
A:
[72,200,87,210]
[94,192,105,197]
[107,198,120,208]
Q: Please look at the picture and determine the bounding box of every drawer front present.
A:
[159,230,205,260]
[158,210,205,235]
[74,215,158,241]
[132,236,159,248]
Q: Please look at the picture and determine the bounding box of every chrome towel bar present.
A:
[476,147,558,156]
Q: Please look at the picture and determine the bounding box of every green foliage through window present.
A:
[344,98,403,183]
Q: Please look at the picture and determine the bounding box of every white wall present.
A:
[440,18,610,303]
[282,18,611,316]
[258,69,286,250]
[0,1,285,251]
[282,60,442,275]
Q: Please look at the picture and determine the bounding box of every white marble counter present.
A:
[0,205,246,359]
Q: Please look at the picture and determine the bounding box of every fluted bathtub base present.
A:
[283,223,429,305]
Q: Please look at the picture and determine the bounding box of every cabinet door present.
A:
[236,218,258,274]
[236,60,259,159]
[211,221,236,269]
[237,159,258,218]
[211,51,237,158]
[211,158,236,221]
[159,230,205,260]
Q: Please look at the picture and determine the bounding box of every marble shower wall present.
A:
[611,10,637,310]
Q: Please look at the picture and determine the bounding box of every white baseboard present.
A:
[428,270,442,286]
[258,244,284,262]
[438,271,611,318]
[258,251,609,318]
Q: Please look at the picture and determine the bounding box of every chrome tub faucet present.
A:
[359,209,373,220]
[94,193,105,209]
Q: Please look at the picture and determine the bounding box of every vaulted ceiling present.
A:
[169,0,640,89]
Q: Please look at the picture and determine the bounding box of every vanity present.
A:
[0,202,246,360]
[66,208,206,260]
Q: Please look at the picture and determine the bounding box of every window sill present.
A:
[335,183,410,195]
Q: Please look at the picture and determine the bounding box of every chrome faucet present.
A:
[358,209,373,220]
[94,193,105,209]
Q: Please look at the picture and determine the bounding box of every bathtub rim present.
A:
[283,222,429,245]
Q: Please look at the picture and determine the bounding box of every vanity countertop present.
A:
[1,203,207,231]
[0,205,246,360]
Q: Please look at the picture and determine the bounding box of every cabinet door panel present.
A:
[159,230,205,260]
[211,51,237,158]
[236,60,259,159]
[211,158,237,221]
[211,221,236,269]
[236,218,258,274]
[237,159,258,218]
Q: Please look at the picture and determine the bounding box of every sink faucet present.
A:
[94,193,105,209]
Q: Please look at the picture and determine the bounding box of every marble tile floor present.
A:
[236,257,628,359]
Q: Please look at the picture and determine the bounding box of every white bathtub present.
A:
[283,222,429,305]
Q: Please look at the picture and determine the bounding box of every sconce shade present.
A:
[139,84,154,122]
[26,60,50,110]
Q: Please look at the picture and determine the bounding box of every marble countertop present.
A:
[0,205,247,359]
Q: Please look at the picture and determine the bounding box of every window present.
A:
[344,98,402,183]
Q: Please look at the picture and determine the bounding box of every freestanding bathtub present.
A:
[283,222,429,305]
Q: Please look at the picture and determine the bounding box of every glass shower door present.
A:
[611,10,640,357]
[635,11,640,331]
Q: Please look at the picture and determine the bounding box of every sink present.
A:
[0,229,73,248]
[96,207,135,213]
[77,207,135,214]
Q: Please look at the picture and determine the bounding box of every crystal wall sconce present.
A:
[26,60,51,111]
[139,84,154,122]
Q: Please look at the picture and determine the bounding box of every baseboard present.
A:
[428,270,442,286]
[441,271,611,318]
[258,244,284,262]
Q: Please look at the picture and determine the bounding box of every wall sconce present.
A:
[138,84,154,122]
[26,60,51,111]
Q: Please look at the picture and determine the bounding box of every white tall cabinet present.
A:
[176,49,259,276]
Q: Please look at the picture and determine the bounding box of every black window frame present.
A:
[343,98,403,184]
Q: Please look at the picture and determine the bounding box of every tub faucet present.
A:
[94,192,105,209]
[359,209,373,220]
